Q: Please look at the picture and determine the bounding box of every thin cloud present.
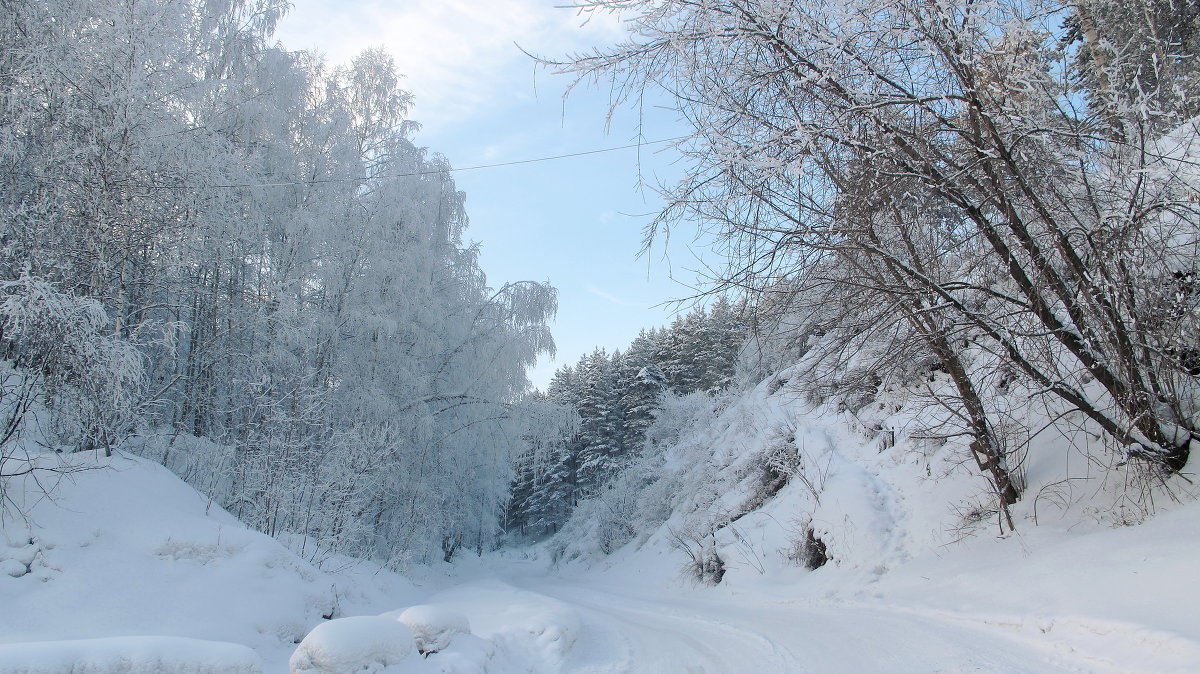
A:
[586,285,640,308]
[275,0,626,131]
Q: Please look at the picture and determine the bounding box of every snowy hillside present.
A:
[0,451,427,672]
[0,450,608,673]
[535,367,1200,672]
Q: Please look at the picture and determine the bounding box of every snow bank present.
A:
[0,636,261,674]
[0,449,585,674]
[289,617,414,674]
[0,451,423,672]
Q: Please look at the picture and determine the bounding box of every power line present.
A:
[441,135,688,176]
[23,136,688,191]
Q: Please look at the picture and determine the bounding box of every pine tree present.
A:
[658,313,704,394]
[575,348,623,496]
[695,297,747,393]
[616,330,667,451]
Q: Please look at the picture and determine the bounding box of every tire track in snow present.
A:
[505,576,1107,673]
[526,578,806,674]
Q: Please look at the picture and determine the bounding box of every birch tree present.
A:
[2,0,559,563]
[555,0,1200,482]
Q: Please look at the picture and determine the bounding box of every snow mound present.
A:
[407,579,583,671]
[0,636,261,674]
[0,539,38,579]
[387,605,471,654]
[289,617,415,674]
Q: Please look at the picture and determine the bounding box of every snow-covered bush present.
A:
[668,526,726,585]
[289,617,415,674]
[567,479,643,557]
[0,270,145,455]
[737,425,803,516]
[0,271,146,516]
[786,526,829,570]
[387,605,471,655]
[643,391,722,455]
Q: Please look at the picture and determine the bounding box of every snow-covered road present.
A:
[524,578,804,673]
[420,574,1105,673]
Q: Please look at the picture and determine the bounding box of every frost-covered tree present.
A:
[616,329,667,451]
[554,0,1200,476]
[575,349,624,496]
[0,271,145,453]
[515,304,751,530]
[694,297,748,393]
[1,0,558,564]
[506,392,581,538]
[1067,0,1200,131]
[657,312,705,394]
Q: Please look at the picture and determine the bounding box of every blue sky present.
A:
[274,0,714,389]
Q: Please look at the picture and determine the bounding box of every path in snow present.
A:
[421,574,1117,673]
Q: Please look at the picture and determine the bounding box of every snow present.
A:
[289,617,414,673]
[385,605,471,654]
[507,356,1200,672]
[411,578,582,670]
[0,636,261,674]
[3,368,1199,672]
[0,451,422,673]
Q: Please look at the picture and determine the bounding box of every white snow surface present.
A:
[0,451,421,673]
[288,617,414,673]
[0,636,261,674]
[3,365,1200,673]
[384,605,472,654]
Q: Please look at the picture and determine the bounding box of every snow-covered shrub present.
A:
[0,270,144,454]
[548,493,631,562]
[589,478,646,554]
[643,391,721,454]
[387,605,471,655]
[786,526,829,570]
[737,425,802,516]
[289,616,415,674]
[668,526,726,585]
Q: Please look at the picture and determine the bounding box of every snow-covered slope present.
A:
[536,366,1200,672]
[0,451,423,673]
[0,451,660,673]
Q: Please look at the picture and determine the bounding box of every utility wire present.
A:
[21,136,688,191]
[440,135,687,176]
